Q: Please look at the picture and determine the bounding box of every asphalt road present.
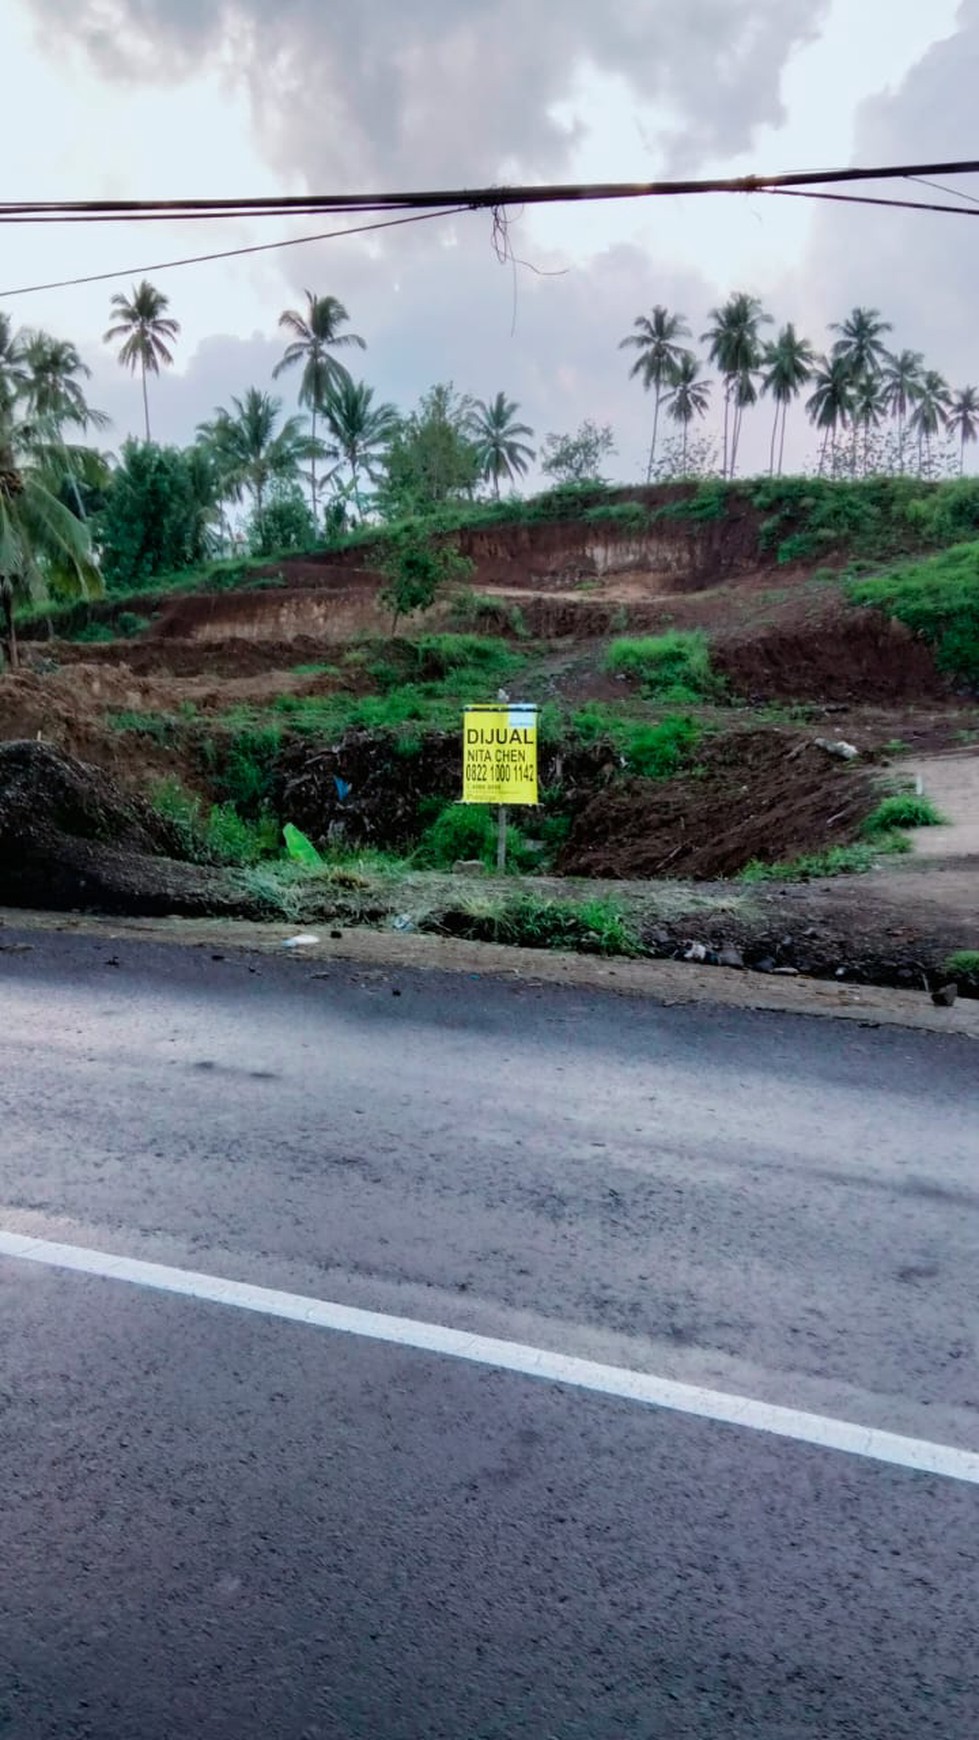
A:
[1,929,978,1738]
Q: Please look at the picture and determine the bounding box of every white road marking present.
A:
[2,1228,978,1486]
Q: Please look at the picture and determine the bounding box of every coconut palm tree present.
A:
[273,292,365,523]
[806,355,856,473]
[851,373,888,476]
[0,314,28,415]
[909,369,951,474]
[619,306,691,481]
[198,388,321,547]
[947,386,979,474]
[881,350,924,475]
[664,354,711,473]
[702,293,771,476]
[0,408,101,668]
[829,307,893,381]
[761,324,815,475]
[19,332,110,518]
[468,392,536,500]
[104,281,179,442]
[321,377,399,514]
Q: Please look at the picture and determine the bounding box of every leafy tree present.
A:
[378,526,474,631]
[379,383,480,518]
[702,292,771,476]
[663,354,711,472]
[320,376,398,515]
[246,481,317,556]
[273,291,365,521]
[0,408,100,666]
[881,350,924,475]
[468,392,535,498]
[199,388,320,547]
[619,306,691,481]
[540,419,615,484]
[829,307,893,382]
[761,324,814,475]
[99,440,221,588]
[948,386,979,474]
[910,369,951,474]
[806,355,856,473]
[103,280,179,442]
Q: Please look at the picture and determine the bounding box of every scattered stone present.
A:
[772,966,800,977]
[0,942,34,954]
[683,942,708,962]
[453,859,487,876]
[814,738,859,761]
[754,957,776,974]
[330,929,343,941]
[104,956,120,968]
[211,953,225,962]
[392,987,402,997]
[282,933,320,949]
[931,983,958,1007]
[717,947,744,970]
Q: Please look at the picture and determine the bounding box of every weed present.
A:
[108,709,179,745]
[115,612,151,638]
[413,802,541,872]
[583,500,648,529]
[738,835,910,881]
[431,892,643,955]
[604,631,717,701]
[862,793,946,833]
[571,705,702,777]
[74,622,116,644]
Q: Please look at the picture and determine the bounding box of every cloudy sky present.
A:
[1,0,974,479]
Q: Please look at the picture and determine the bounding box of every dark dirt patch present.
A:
[715,611,950,704]
[558,730,878,880]
[36,636,343,680]
[0,741,256,918]
[275,730,619,852]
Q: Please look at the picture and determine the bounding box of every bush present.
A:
[414,802,539,871]
[570,706,702,777]
[850,542,979,684]
[862,793,946,834]
[604,631,716,700]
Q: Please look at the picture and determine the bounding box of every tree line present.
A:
[2,275,978,655]
[621,296,979,482]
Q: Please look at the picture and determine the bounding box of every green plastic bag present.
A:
[283,823,323,867]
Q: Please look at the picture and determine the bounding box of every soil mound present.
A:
[715,612,946,703]
[558,730,877,880]
[0,741,252,917]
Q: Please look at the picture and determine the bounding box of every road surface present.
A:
[1,929,977,1738]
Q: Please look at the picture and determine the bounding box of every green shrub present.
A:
[73,622,116,643]
[583,500,648,529]
[625,716,702,777]
[115,611,150,638]
[946,950,979,980]
[212,726,283,812]
[862,793,946,834]
[604,631,716,700]
[414,802,539,871]
[850,542,979,683]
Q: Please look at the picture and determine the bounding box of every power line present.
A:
[5,156,979,224]
[769,187,979,219]
[7,154,979,299]
[0,206,468,298]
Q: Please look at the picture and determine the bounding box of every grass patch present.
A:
[430,893,643,956]
[413,802,543,873]
[849,542,979,684]
[738,835,911,882]
[862,793,946,834]
[150,776,279,864]
[604,632,717,701]
[946,950,979,981]
[572,705,703,777]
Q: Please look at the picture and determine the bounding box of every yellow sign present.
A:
[463,705,538,805]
